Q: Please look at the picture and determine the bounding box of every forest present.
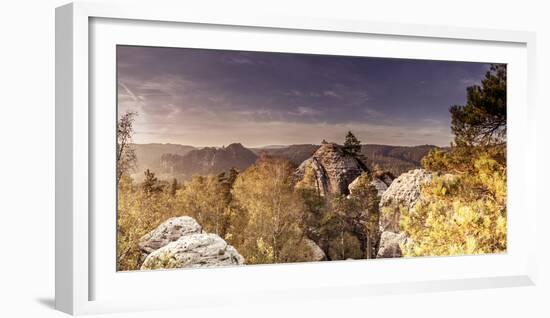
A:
[117,64,507,271]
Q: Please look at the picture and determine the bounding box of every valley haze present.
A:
[131,142,438,182]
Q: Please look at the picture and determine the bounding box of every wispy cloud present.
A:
[117,46,491,147]
[119,82,137,101]
[459,78,480,86]
[323,90,340,98]
[296,106,322,116]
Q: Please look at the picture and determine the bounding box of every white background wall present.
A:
[0,0,547,317]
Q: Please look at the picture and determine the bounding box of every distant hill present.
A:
[256,145,289,149]
[254,144,437,176]
[360,144,438,176]
[160,143,258,180]
[131,143,195,176]
[251,144,319,166]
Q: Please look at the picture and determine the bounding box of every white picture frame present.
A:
[55,1,537,315]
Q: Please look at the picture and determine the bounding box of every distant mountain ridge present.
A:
[132,143,196,174]
[160,143,258,180]
[360,144,438,176]
[251,144,319,166]
[132,142,438,181]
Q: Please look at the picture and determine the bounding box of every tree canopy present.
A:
[116,111,137,183]
[450,64,507,147]
[402,64,507,257]
[343,131,361,156]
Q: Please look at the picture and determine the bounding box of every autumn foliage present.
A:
[400,65,507,257]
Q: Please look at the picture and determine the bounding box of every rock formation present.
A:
[377,169,432,258]
[348,171,394,198]
[376,231,407,258]
[160,143,257,180]
[379,169,433,232]
[294,142,369,196]
[141,233,245,270]
[139,216,327,269]
[138,216,202,263]
[139,216,244,269]
[304,238,327,261]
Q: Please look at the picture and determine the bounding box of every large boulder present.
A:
[304,238,327,261]
[376,169,432,259]
[138,216,202,263]
[375,171,395,188]
[348,172,394,198]
[379,169,433,232]
[141,233,245,270]
[376,231,407,258]
[294,142,368,196]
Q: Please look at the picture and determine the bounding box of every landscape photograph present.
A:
[116,45,507,271]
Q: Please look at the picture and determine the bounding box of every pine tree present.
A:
[403,64,508,257]
[142,169,162,196]
[227,167,239,186]
[450,64,506,147]
[170,178,178,197]
[343,131,361,156]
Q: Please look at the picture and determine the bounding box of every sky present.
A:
[117,45,493,147]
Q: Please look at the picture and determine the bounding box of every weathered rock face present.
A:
[379,169,433,232]
[138,216,202,263]
[141,233,245,270]
[370,178,389,196]
[304,238,327,262]
[348,174,393,198]
[376,231,407,258]
[138,216,244,269]
[160,143,257,180]
[295,143,368,197]
[375,171,395,187]
[375,169,432,259]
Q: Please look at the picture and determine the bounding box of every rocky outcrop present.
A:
[138,216,202,263]
[374,171,395,187]
[294,142,368,196]
[304,238,327,261]
[376,231,407,258]
[348,172,394,198]
[138,216,244,270]
[376,169,432,259]
[370,178,389,196]
[141,233,245,270]
[379,169,432,232]
[160,143,257,180]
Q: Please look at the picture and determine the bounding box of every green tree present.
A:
[142,169,163,196]
[347,172,380,259]
[402,64,507,257]
[175,175,231,237]
[227,167,239,186]
[343,131,361,156]
[117,174,180,271]
[401,155,506,256]
[231,157,308,264]
[169,178,179,197]
[329,195,365,260]
[117,111,137,184]
[295,164,337,258]
[450,64,506,147]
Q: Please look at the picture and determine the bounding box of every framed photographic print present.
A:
[56,1,537,315]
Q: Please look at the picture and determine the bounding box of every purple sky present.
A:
[117,45,493,147]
